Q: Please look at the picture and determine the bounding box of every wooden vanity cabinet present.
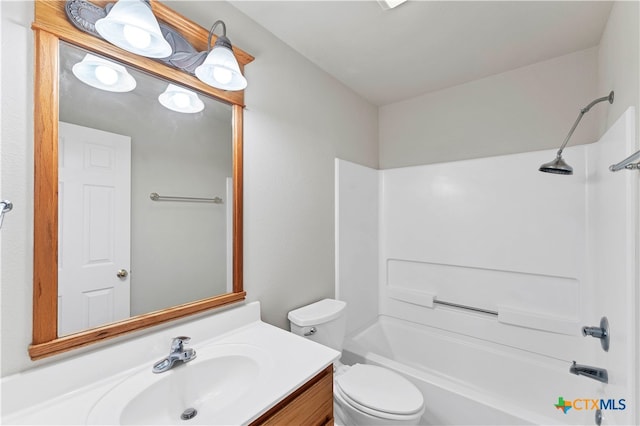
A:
[251,365,334,426]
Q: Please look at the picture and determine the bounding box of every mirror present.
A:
[58,42,233,336]
[31,0,253,359]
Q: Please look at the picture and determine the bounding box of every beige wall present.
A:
[379,2,638,170]
[596,1,639,143]
[1,0,35,376]
[379,47,600,168]
[0,1,377,375]
[166,1,379,330]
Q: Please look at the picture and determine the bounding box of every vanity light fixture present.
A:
[72,53,137,92]
[158,84,204,113]
[95,0,172,58]
[195,20,247,91]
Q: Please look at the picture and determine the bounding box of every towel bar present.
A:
[149,192,223,203]
[433,299,498,316]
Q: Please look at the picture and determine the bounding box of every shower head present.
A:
[539,91,614,175]
[539,155,573,175]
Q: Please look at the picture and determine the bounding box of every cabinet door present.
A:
[252,366,333,426]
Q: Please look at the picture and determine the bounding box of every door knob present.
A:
[117,269,129,279]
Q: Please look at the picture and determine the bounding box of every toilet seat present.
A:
[334,382,422,422]
[334,364,424,419]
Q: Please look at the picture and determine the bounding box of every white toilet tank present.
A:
[288,299,347,352]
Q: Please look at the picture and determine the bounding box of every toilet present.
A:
[288,299,425,425]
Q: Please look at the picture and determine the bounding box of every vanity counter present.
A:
[1,302,339,425]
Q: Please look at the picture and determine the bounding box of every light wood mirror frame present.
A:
[30,0,253,360]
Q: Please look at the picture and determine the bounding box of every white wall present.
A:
[0,0,377,376]
[380,47,599,168]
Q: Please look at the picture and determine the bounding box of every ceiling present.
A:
[229,1,613,106]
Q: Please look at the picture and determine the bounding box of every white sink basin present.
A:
[2,303,340,426]
[87,344,273,425]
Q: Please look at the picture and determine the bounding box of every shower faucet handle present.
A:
[582,316,609,352]
[582,326,605,339]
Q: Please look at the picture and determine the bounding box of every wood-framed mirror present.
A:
[30,0,253,360]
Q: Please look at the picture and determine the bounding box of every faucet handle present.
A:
[581,316,609,352]
[171,336,191,351]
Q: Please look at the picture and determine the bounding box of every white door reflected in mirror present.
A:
[58,121,132,336]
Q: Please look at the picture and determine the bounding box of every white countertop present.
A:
[1,302,339,425]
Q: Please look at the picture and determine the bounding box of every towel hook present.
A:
[0,200,13,229]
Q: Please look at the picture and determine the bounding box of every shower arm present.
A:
[609,149,640,172]
[555,93,614,157]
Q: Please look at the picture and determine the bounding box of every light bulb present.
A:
[172,92,190,109]
[94,65,119,86]
[123,24,151,49]
[213,67,233,85]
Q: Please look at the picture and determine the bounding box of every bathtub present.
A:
[342,316,585,425]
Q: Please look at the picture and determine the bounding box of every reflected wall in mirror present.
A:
[58,42,233,336]
[31,0,253,360]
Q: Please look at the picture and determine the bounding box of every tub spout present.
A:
[569,361,608,383]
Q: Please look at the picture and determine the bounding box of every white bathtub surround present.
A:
[379,143,589,348]
[585,107,639,424]
[335,159,379,335]
[336,107,638,425]
[1,302,339,425]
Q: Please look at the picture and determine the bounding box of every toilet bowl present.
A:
[334,363,424,425]
[288,299,424,425]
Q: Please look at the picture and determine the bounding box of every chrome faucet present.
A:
[569,361,608,383]
[582,316,610,352]
[152,336,197,373]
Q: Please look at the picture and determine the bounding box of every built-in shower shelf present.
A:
[386,287,435,308]
[387,286,579,335]
[496,306,578,336]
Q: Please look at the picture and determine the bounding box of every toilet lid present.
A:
[335,364,424,415]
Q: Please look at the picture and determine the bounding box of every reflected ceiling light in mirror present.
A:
[72,53,137,92]
[377,0,408,10]
[158,84,205,113]
[95,0,172,58]
[195,20,247,91]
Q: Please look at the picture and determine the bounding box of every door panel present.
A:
[58,121,131,336]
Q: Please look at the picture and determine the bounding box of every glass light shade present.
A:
[95,0,172,58]
[158,84,205,113]
[377,0,408,9]
[195,45,247,91]
[72,54,137,92]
